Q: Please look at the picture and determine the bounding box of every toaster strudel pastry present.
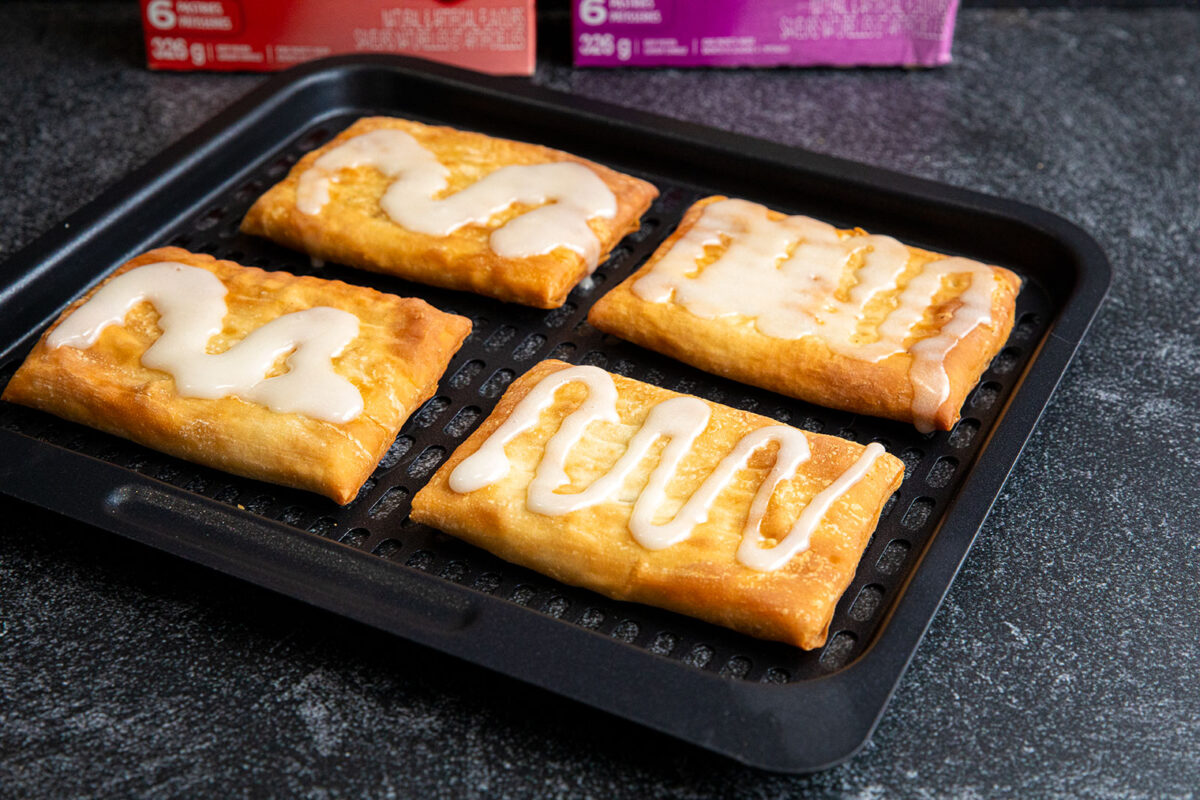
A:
[241,117,659,309]
[588,196,1021,432]
[410,359,905,649]
[2,247,471,504]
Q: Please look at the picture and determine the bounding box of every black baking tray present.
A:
[0,56,1109,773]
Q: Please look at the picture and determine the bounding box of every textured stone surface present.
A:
[2,3,1199,797]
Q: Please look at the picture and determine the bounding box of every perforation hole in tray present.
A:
[579,607,605,629]
[407,446,444,478]
[479,369,515,398]
[612,620,640,643]
[406,550,435,571]
[340,528,369,548]
[444,407,480,438]
[373,539,402,559]
[927,456,958,489]
[0,112,1057,685]
[412,397,451,428]
[544,595,570,619]
[308,516,338,538]
[900,498,936,532]
[449,359,484,389]
[474,572,501,594]
[649,631,678,655]
[683,644,715,669]
[721,655,753,680]
[440,560,468,583]
[369,487,408,519]
[820,632,857,671]
[876,540,911,575]
[510,585,537,606]
[278,506,307,527]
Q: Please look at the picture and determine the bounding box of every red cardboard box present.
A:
[140,0,535,75]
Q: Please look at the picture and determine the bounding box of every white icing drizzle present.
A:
[296,128,619,269]
[449,365,885,572]
[48,262,364,423]
[632,198,1000,431]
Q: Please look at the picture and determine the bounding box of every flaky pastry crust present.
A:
[2,247,471,504]
[241,117,659,309]
[588,196,1021,431]
[411,359,904,649]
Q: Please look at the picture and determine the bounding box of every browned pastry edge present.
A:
[2,247,471,503]
[411,359,905,649]
[241,117,659,308]
[588,196,1021,431]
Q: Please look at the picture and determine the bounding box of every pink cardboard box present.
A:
[141,0,535,74]
[573,0,958,68]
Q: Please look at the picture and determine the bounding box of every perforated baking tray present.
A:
[0,56,1109,773]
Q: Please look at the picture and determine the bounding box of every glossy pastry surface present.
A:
[411,359,905,649]
[2,247,471,503]
[242,117,659,308]
[588,196,1021,431]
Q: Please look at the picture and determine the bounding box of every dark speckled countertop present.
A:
[2,3,1199,797]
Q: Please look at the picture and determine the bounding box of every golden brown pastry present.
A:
[2,247,471,504]
[588,196,1021,432]
[241,117,659,309]
[411,359,904,649]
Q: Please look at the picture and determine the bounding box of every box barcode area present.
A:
[0,115,1052,684]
